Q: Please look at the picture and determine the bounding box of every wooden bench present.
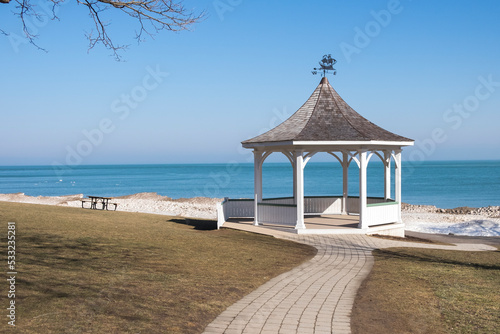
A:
[109,203,118,211]
[81,200,91,208]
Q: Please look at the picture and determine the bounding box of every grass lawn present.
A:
[0,202,316,333]
[351,246,500,334]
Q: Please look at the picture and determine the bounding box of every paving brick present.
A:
[202,233,492,334]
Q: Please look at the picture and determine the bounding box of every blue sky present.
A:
[1,0,499,166]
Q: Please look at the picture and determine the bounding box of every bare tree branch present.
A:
[1,0,204,60]
[12,0,49,51]
[81,0,127,60]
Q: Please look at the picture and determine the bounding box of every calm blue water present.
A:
[0,161,499,209]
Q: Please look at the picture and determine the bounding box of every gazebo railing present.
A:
[257,202,297,226]
[261,196,344,214]
[346,196,360,214]
[217,196,398,229]
[365,201,399,226]
[262,197,295,205]
[217,198,254,229]
[367,197,391,205]
[304,196,342,214]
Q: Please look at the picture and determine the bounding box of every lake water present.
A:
[0,160,499,209]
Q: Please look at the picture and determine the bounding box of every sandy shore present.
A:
[1,192,499,236]
[0,192,221,220]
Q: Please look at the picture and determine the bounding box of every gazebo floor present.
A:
[303,214,360,229]
[224,214,405,236]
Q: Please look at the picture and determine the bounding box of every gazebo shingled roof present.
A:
[242,77,412,145]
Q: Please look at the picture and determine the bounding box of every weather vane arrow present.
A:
[312,54,337,77]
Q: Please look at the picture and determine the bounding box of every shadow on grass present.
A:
[170,218,218,230]
[376,248,500,271]
[19,234,107,268]
[15,234,116,299]
[13,231,172,329]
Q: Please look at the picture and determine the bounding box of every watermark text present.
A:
[7,222,16,327]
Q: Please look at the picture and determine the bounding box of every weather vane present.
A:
[312,54,337,77]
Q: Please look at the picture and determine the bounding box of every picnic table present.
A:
[81,196,118,211]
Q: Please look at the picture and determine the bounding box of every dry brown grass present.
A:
[352,247,500,334]
[0,202,316,333]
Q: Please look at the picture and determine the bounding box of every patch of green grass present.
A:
[0,202,316,333]
[351,247,500,334]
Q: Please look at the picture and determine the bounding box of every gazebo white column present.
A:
[294,150,305,229]
[394,149,402,223]
[253,150,263,226]
[358,150,368,229]
[342,151,349,214]
[292,158,297,204]
[384,150,391,200]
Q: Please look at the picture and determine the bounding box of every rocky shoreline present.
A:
[401,203,500,218]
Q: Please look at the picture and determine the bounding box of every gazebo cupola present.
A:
[218,57,414,236]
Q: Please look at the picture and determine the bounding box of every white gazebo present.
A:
[218,76,414,236]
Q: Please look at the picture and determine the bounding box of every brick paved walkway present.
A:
[202,225,495,334]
